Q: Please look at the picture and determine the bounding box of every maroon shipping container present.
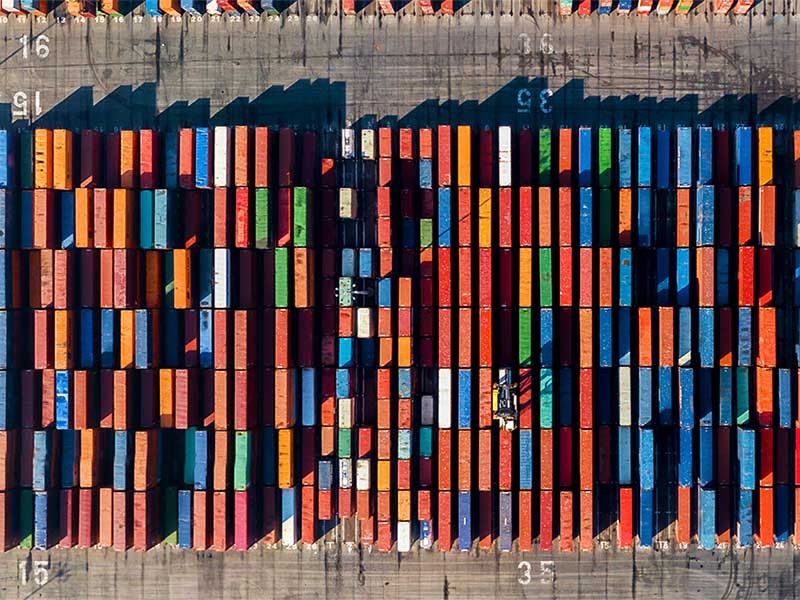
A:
[80,130,102,188]
[278,127,294,187]
[59,488,77,548]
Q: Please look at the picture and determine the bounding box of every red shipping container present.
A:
[34,309,53,368]
[80,130,102,188]
[234,310,256,369]
[418,128,433,159]
[193,491,209,550]
[558,187,572,246]
[113,490,131,551]
[417,489,431,521]
[738,187,752,245]
[438,126,451,186]
[676,189,690,247]
[478,307,492,367]
[540,490,553,551]
[301,485,315,545]
[276,187,292,247]
[758,486,773,547]
[438,308,451,366]
[579,369,592,429]
[438,491,452,552]
[98,488,112,548]
[253,127,271,188]
[179,128,195,189]
[696,247,715,307]
[438,429,452,490]
[560,491,573,552]
[579,309,593,368]
[59,488,77,547]
[758,186,776,246]
[54,250,75,309]
[139,130,159,189]
[478,490,492,549]
[477,429,492,491]
[457,187,471,246]
[578,247,593,307]
[759,427,774,486]
[33,189,56,249]
[234,490,254,551]
[213,491,230,551]
[78,488,96,548]
[458,429,471,491]
[758,247,773,306]
[619,487,633,549]
[738,245,755,306]
[458,308,472,368]
[458,247,472,306]
[676,485,690,544]
[213,188,231,247]
[234,187,250,248]
[399,128,413,160]
[377,520,392,553]
[518,490,533,551]
[518,187,533,246]
[559,247,573,307]
[538,187,552,246]
[41,369,55,428]
[599,248,613,307]
[278,127,294,187]
[93,189,112,248]
[318,489,333,521]
[498,428,512,491]
[338,488,353,518]
[234,370,256,430]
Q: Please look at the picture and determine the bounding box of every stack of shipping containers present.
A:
[0,124,798,553]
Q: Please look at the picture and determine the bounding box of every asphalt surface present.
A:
[0,4,798,598]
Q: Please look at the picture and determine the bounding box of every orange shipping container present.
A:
[579,309,593,367]
[75,189,93,248]
[213,431,231,490]
[294,249,315,308]
[119,310,135,369]
[278,428,294,489]
[33,190,55,249]
[618,188,632,245]
[638,308,653,366]
[99,488,113,548]
[79,429,99,488]
[538,187,552,246]
[757,307,776,367]
[758,185,776,246]
[676,189,690,247]
[457,126,471,187]
[519,248,533,307]
[159,368,175,428]
[120,130,139,189]
[113,189,136,248]
[274,368,295,428]
[458,429,471,491]
[173,249,192,309]
[54,310,73,370]
[658,307,674,366]
[53,129,74,190]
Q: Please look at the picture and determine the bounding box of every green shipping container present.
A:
[163,251,175,309]
[598,189,612,246]
[419,218,433,248]
[255,188,270,249]
[234,431,252,490]
[419,427,433,458]
[274,247,290,308]
[183,427,196,486]
[338,427,352,458]
[20,489,32,549]
[540,368,553,429]
[538,129,551,185]
[598,127,612,188]
[293,187,309,247]
[20,131,33,190]
[162,486,178,545]
[736,366,750,425]
[338,277,353,307]
[539,247,552,307]
[518,307,532,367]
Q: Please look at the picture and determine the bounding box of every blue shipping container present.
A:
[639,428,654,490]
[458,369,471,428]
[618,129,632,188]
[154,189,170,249]
[338,338,354,368]
[165,133,178,190]
[438,189,452,247]
[33,491,52,550]
[638,367,652,427]
[194,429,208,490]
[318,460,333,491]
[637,188,652,247]
[638,127,652,187]
[698,308,715,368]
[458,491,471,551]
[113,431,130,490]
[775,485,789,543]
[656,129,671,190]
[678,368,694,428]
[697,126,713,185]
[735,126,752,186]
[60,191,75,249]
[676,127,692,188]
[419,158,433,189]
[335,368,350,398]
[677,306,691,366]
[599,308,613,367]
[579,188,592,247]
[33,430,53,491]
[738,489,753,546]
[579,128,592,187]
[778,368,791,428]
[618,426,631,485]
[618,307,631,365]
[619,248,632,306]
[341,248,356,277]
[0,131,14,189]
[656,248,670,305]
[378,278,392,307]
[519,429,532,489]
[358,248,373,278]
[100,308,116,368]
[140,190,155,249]
[698,425,713,486]
[678,427,693,486]
[719,367,733,426]
[738,428,755,490]
[499,491,513,552]
[696,185,715,246]
[676,248,690,306]
[540,308,553,366]
[698,487,715,549]
[639,488,654,547]
[716,249,729,305]
[558,367,572,425]
[658,367,672,425]
[194,128,211,189]
[55,370,71,430]
[738,307,752,366]
[60,429,79,489]
[178,489,192,549]
[262,428,276,486]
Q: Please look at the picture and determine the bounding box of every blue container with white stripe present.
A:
[55,370,71,430]
[519,429,532,489]
[458,369,471,428]
[618,128,632,188]
[676,127,692,188]
[458,491,471,551]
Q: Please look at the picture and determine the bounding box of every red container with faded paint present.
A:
[113,490,131,551]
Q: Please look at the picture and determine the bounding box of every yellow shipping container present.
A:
[758,126,773,186]
[457,125,471,187]
[377,460,391,491]
[34,129,53,189]
[54,309,73,370]
[518,247,533,307]
[478,187,492,247]
[278,428,295,489]
[159,368,175,428]
[119,309,135,369]
[53,129,73,191]
[113,188,135,248]
[397,336,412,367]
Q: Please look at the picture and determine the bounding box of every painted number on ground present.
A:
[518,33,555,56]
[12,91,43,119]
[518,560,555,585]
[517,88,552,114]
[19,560,49,586]
[19,34,50,60]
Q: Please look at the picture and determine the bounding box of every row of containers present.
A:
[3,0,755,17]
[0,123,799,552]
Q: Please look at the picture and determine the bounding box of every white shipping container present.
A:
[438,369,451,428]
[356,458,371,490]
[339,188,357,219]
[339,459,353,488]
[421,394,434,426]
[499,161,512,187]
[498,125,511,155]
[397,521,411,553]
[342,128,355,159]
[361,129,375,160]
[213,248,230,308]
[356,307,375,338]
[205,0,221,14]
[338,397,354,428]
[213,126,230,187]
[301,368,316,426]
[619,366,632,426]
